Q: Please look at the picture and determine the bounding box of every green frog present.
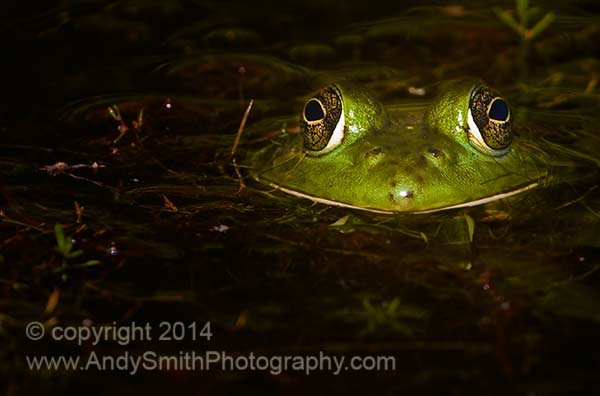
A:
[250,79,544,214]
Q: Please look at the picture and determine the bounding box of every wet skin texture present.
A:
[251,79,542,214]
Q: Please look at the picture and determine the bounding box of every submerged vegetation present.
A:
[53,223,101,278]
[494,0,555,41]
[1,0,600,394]
[494,0,555,64]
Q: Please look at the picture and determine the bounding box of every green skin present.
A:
[251,80,543,214]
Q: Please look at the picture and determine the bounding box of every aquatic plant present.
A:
[53,224,100,278]
[107,104,144,144]
[54,223,82,260]
[494,0,555,43]
[494,0,555,74]
[334,297,429,336]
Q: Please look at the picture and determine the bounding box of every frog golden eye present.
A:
[301,86,345,154]
[467,84,512,156]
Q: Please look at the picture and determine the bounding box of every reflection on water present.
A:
[1,0,600,394]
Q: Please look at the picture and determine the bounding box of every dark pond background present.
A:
[2,0,600,394]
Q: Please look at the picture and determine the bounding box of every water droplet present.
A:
[108,242,118,256]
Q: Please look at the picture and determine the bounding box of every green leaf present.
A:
[63,236,73,254]
[65,249,83,259]
[464,214,475,242]
[73,260,101,269]
[330,215,349,227]
[517,0,529,26]
[54,223,65,252]
[493,7,526,37]
[387,298,400,314]
[529,12,555,39]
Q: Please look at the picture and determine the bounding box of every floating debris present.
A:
[44,288,61,315]
[231,99,254,194]
[408,86,426,96]
[161,194,178,212]
[40,161,105,175]
[210,225,230,233]
[74,201,84,224]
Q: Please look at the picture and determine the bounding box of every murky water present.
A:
[2,1,600,394]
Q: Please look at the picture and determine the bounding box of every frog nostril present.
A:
[428,147,443,158]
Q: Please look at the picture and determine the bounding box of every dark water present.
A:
[2,0,600,394]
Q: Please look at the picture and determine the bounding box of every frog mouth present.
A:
[411,181,539,214]
[254,176,539,214]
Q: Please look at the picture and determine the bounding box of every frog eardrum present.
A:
[467,84,512,156]
[301,86,345,154]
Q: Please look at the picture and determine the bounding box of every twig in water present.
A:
[231,99,254,194]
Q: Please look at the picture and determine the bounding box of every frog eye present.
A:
[301,85,345,154]
[467,84,512,156]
